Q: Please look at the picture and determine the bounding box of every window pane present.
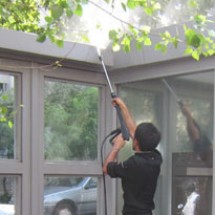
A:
[119,81,163,158]
[169,72,213,215]
[165,72,214,167]
[172,176,212,214]
[0,175,18,215]
[0,73,21,160]
[118,71,214,215]
[44,176,97,215]
[44,80,99,161]
[118,81,163,214]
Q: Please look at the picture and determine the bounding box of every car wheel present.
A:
[53,201,75,215]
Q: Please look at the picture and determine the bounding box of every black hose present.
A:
[100,128,121,215]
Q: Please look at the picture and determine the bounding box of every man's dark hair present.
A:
[134,122,161,151]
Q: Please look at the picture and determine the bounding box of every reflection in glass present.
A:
[0,73,20,160]
[118,71,214,215]
[173,177,212,215]
[44,176,97,215]
[166,72,214,215]
[166,73,214,167]
[0,175,17,215]
[44,80,99,161]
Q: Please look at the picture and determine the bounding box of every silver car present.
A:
[44,177,97,215]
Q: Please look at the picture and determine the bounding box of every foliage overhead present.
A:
[0,0,215,60]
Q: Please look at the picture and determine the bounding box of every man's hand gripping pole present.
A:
[97,49,130,141]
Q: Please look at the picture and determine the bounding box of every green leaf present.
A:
[184,47,193,55]
[50,5,64,20]
[45,16,53,24]
[188,0,198,8]
[184,28,202,48]
[37,34,46,43]
[74,4,83,16]
[127,0,137,9]
[2,95,8,101]
[59,0,68,8]
[173,38,179,48]
[127,0,146,9]
[144,7,153,16]
[129,25,138,37]
[8,120,13,128]
[121,35,131,52]
[109,30,119,41]
[190,35,201,48]
[194,14,207,25]
[207,49,215,56]
[191,50,200,61]
[1,106,8,115]
[155,43,167,53]
[66,9,73,17]
[0,117,7,122]
[144,37,152,46]
[135,41,143,50]
[81,35,90,43]
[56,39,64,47]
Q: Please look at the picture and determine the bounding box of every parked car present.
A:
[44,177,97,215]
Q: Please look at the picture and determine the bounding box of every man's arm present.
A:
[180,104,200,141]
[112,97,136,140]
[102,134,125,174]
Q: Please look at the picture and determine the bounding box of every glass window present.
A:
[0,73,21,160]
[167,72,214,215]
[172,176,212,215]
[0,175,19,215]
[44,79,99,161]
[118,81,163,214]
[118,71,214,215]
[118,81,163,158]
[44,176,97,215]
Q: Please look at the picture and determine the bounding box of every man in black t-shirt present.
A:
[180,103,212,166]
[103,98,162,215]
[180,103,212,215]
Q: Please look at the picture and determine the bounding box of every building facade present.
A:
[0,28,215,215]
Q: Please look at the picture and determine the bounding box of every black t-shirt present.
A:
[107,149,162,213]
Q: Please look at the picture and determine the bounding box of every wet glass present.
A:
[44,176,97,215]
[118,71,214,215]
[44,79,99,161]
[0,73,21,160]
[172,176,212,215]
[167,72,214,215]
[0,175,18,215]
[118,81,163,214]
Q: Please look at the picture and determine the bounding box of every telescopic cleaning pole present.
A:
[97,49,130,141]
[162,78,183,107]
